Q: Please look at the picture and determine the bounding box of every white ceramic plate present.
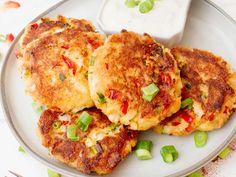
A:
[1,0,236,177]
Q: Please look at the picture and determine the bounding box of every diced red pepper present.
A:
[87,38,100,49]
[31,23,39,30]
[172,122,180,126]
[208,113,214,121]
[223,106,228,114]
[108,89,119,100]
[50,106,60,111]
[3,1,20,9]
[6,33,15,43]
[105,63,109,70]
[62,55,77,75]
[62,121,69,125]
[61,45,69,49]
[181,111,193,123]
[159,73,172,86]
[185,125,193,132]
[121,100,128,114]
[52,62,61,69]
[15,49,21,59]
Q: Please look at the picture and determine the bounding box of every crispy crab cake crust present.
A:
[38,108,138,174]
[18,28,104,112]
[89,31,182,130]
[20,15,95,49]
[154,48,236,136]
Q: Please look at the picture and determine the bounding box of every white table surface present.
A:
[0,0,236,177]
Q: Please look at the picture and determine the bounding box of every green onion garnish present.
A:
[47,169,61,177]
[125,0,140,8]
[18,146,25,153]
[91,146,97,155]
[76,111,92,132]
[218,147,231,159]
[142,83,159,102]
[66,124,79,141]
[97,92,107,104]
[181,98,193,109]
[194,131,208,148]
[187,171,204,177]
[109,123,118,130]
[32,102,44,115]
[59,73,66,81]
[52,121,61,129]
[135,140,153,160]
[160,145,179,163]
[185,83,192,90]
[139,0,154,14]
[90,56,95,66]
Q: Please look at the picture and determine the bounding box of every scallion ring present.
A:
[66,124,79,141]
[139,0,154,14]
[97,92,107,104]
[181,98,193,109]
[218,147,231,159]
[142,83,159,102]
[76,111,92,132]
[194,131,208,148]
[135,140,153,160]
[160,145,178,163]
[125,0,140,8]
[47,169,61,177]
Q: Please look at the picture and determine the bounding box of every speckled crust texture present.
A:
[18,28,105,112]
[154,48,236,136]
[38,108,138,174]
[89,30,182,131]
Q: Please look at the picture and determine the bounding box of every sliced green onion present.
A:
[139,0,154,14]
[91,146,97,155]
[125,0,140,8]
[218,147,231,159]
[97,92,107,104]
[135,140,153,160]
[185,83,192,90]
[59,73,66,81]
[47,169,61,177]
[181,98,193,109]
[160,145,179,163]
[76,111,92,132]
[89,56,95,66]
[52,121,61,129]
[194,131,208,148]
[0,34,6,42]
[32,102,44,115]
[66,124,79,141]
[142,83,159,102]
[18,146,25,153]
[109,123,118,130]
[187,171,204,177]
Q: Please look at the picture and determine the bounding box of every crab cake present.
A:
[38,108,138,174]
[89,30,182,130]
[19,15,95,49]
[18,28,104,112]
[154,48,236,136]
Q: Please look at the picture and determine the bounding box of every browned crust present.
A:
[38,108,138,174]
[20,29,104,111]
[90,30,182,130]
[154,48,236,135]
[20,15,95,48]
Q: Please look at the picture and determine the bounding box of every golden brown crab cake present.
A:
[18,28,104,112]
[38,108,138,175]
[154,48,236,135]
[19,15,95,49]
[89,30,182,130]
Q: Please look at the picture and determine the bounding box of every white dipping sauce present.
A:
[97,0,191,46]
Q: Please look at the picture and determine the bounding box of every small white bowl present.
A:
[97,0,192,47]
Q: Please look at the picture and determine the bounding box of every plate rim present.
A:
[1,0,236,177]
